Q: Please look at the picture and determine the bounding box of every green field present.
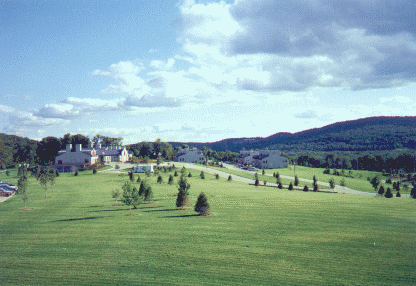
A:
[208,165,411,194]
[1,167,415,285]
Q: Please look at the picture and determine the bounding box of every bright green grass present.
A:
[205,166,329,190]
[1,168,415,285]
[207,165,407,194]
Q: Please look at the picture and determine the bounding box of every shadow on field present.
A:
[52,216,106,222]
[138,206,162,209]
[89,209,128,213]
[142,208,178,212]
[161,214,200,218]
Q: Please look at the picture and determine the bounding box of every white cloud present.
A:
[149,58,175,70]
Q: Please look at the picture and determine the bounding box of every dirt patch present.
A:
[19,208,35,211]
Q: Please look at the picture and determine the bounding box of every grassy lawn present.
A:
[1,167,415,285]
[208,165,410,194]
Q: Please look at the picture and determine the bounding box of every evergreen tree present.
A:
[157,175,163,184]
[168,174,174,185]
[188,172,192,177]
[174,170,178,177]
[129,171,134,182]
[136,174,141,183]
[93,168,97,174]
[273,172,276,178]
[194,192,210,215]
[410,186,416,198]
[200,171,205,179]
[74,171,78,176]
[370,176,381,192]
[340,178,345,187]
[254,178,260,186]
[378,185,385,196]
[396,191,401,197]
[176,176,190,209]
[329,178,335,189]
[17,175,28,209]
[254,173,259,180]
[313,175,317,186]
[313,183,318,192]
[143,185,153,203]
[294,175,299,187]
[228,175,232,181]
[263,180,267,186]
[278,182,283,189]
[215,173,219,180]
[55,169,60,177]
[275,172,280,180]
[288,182,293,190]
[303,185,309,192]
[181,166,186,174]
[6,170,10,176]
[385,187,393,198]
[262,169,265,175]
[276,177,281,185]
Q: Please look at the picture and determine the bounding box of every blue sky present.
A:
[1,0,416,144]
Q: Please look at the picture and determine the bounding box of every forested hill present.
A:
[169,116,416,152]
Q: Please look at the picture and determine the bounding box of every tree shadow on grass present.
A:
[138,206,162,209]
[142,208,179,213]
[89,209,128,213]
[161,214,200,218]
[52,216,106,222]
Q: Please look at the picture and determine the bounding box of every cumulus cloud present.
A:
[172,0,416,92]
[0,104,69,136]
[124,94,180,108]
[149,58,175,70]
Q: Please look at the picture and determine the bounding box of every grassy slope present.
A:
[1,168,415,285]
[208,165,409,194]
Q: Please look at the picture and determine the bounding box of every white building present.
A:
[238,150,289,169]
[54,144,129,172]
[176,148,206,164]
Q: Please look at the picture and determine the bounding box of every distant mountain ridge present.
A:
[169,116,416,153]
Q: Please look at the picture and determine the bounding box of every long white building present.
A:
[54,144,130,172]
[175,148,206,164]
[238,150,289,169]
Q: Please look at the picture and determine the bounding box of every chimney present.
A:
[75,144,82,152]
[66,144,72,152]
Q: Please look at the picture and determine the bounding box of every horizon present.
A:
[2,1,416,145]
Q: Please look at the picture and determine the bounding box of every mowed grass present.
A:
[1,168,415,285]
[210,165,407,194]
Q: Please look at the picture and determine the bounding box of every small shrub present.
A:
[200,171,205,179]
[168,174,174,185]
[136,174,141,183]
[396,191,401,197]
[294,175,299,186]
[278,182,283,189]
[254,178,260,186]
[115,164,120,170]
[74,171,78,176]
[215,174,219,180]
[329,178,335,189]
[340,178,345,187]
[262,169,265,175]
[228,175,232,181]
[93,168,97,174]
[303,185,309,192]
[313,184,318,192]
[263,180,267,186]
[157,175,163,184]
[174,170,178,177]
[288,182,293,190]
[5,170,10,176]
[188,172,192,177]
